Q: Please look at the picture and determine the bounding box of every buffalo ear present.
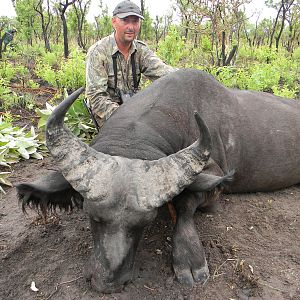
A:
[187,170,234,192]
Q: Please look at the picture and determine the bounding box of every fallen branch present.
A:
[258,280,286,293]
[46,276,84,300]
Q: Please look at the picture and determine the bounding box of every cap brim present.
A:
[115,12,144,20]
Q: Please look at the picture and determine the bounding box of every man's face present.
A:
[112,15,141,44]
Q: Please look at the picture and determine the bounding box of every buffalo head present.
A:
[45,87,212,293]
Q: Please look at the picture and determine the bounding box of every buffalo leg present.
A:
[172,190,209,287]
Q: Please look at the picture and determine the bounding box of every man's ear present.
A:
[112,17,117,29]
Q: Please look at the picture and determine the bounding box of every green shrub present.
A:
[0,117,47,194]
[56,49,86,89]
[35,62,57,86]
[231,45,279,66]
[17,93,36,110]
[35,49,85,90]
[0,171,12,194]
[247,64,281,91]
[200,35,212,53]
[157,26,187,66]
[272,85,298,99]
[42,51,61,67]
[0,118,46,166]
[0,61,17,81]
[27,79,40,89]
[0,79,19,110]
[36,92,97,142]
[292,47,300,61]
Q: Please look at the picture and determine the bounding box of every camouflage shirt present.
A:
[85,33,175,126]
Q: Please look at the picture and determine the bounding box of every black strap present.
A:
[131,51,139,91]
[112,51,139,93]
[112,53,118,92]
[83,98,100,132]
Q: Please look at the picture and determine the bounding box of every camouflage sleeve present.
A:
[139,45,177,81]
[85,46,119,122]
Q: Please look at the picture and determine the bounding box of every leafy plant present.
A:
[0,78,11,98]
[157,26,187,66]
[27,79,40,89]
[247,64,281,92]
[272,85,298,99]
[36,93,97,142]
[42,51,61,67]
[56,49,86,89]
[0,79,37,110]
[0,61,17,81]
[35,62,57,87]
[0,118,46,194]
[17,93,36,110]
[0,172,12,194]
[0,118,46,167]
[35,49,85,90]
[0,78,19,110]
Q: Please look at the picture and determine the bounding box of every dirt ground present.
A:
[0,155,299,300]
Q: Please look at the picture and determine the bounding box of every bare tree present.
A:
[34,0,53,52]
[73,0,91,52]
[139,0,145,37]
[275,0,294,50]
[286,1,300,51]
[153,16,164,49]
[174,0,249,66]
[58,0,77,58]
[268,0,295,50]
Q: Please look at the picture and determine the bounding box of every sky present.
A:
[1,0,276,22]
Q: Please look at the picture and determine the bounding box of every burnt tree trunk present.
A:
[269,2,283,49]
[73,0,90,52]
[34,0,52,52]
[221,31,226,66]
[59,0,76,59]
[275,0,294,51]
[0,38,3,59]
[139,0,145,38]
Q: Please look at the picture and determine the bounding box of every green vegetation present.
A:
[35,49,85,89]
[36,95,97,142]
[0,116,46,193]
[0,117,45,166]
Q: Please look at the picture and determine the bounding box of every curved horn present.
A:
[46,88,118,198]
[139,112,212,209]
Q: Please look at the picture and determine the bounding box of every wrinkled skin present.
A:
[16,69,300,293]
[84,197,157,293]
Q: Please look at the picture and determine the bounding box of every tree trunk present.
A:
[225,45,238,66]
[73,0,90,51]
[139,0,145,38]
[0,38,3,59]
[34,0,52,52]
[269,2,283,49]
[61,13,69,58]
[221,31,226,66]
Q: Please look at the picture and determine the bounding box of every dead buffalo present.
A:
[16,69,300,293]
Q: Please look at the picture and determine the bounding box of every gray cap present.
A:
[113,1,144,20]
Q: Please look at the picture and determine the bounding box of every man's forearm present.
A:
[88,93,119,121]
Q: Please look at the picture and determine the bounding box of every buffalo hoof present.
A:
[172,221,210,287]
[174,258,210,287]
